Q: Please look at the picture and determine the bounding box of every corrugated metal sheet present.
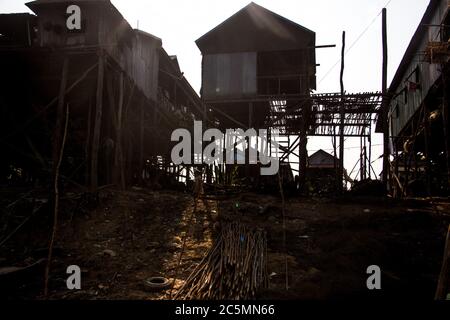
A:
[389,0,449,137]
[202,52,257,100]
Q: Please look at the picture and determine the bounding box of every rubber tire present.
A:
[144,277,171,291]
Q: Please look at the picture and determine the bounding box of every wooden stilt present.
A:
[139,99,145,185]
[339,31,346,193]
[382,8,390,193]
[84,96,92,187]
[46,57,69,297]
[435,224,450,300]
[90,52,105,193]
[114,72,125,189]
[52,57,69,176]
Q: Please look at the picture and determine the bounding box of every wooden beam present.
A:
[90,52,105,193]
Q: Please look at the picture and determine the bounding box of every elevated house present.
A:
[0,0,204,189]
[196,2,316,128]
[196,2,317,184]
[380,0,450,196]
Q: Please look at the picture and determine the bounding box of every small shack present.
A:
[306,149,340,194]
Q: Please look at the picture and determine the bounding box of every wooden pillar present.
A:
[441,65,450,193]
[332,124,338,189]
[207,164,212,184]
[423,103,432,196]
[246,102,253,178]
[299,107,308,190]
[363,140,367,180]
[90,51,105,193]
[85,96,92,187]
[114,72,125,189]
[435,224,450,300]
[395,143,400,197]
[52,57,69,179]
[382,8,390,192]
[368,128,372,180]
[404,138,410,196]
[339,31,346,193]
[139,99,145,185]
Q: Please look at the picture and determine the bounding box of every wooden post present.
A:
[423,103,432,196]
[368,130,372,180]
[139,99,145,185]
[246,102,253,177]
[47,58,69,296]
[360,136,364,181]
[45,103,70,297]
[363,140,367,180]
[435,224,450,300]
[90,52,105,193]
[299,108,308,190]
[382,8,390,192]
[52,57,69,177]
[339,31,346,193]
[333,126,338,189]
[85,97,92,187]
[442,66,450,193]
[114,72,125,189]
[395,145,399,179]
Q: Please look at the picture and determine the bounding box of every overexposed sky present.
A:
[0,0,430,179]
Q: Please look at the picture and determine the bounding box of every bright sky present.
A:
[0,0,430,180]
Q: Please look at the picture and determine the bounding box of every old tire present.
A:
[144,277,171,291]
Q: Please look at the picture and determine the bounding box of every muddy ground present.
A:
[0,186,449,300]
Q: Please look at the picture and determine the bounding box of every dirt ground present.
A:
[1,186,449,300]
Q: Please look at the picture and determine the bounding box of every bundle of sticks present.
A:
[174,222,268,300]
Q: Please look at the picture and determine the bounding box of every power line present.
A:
[318,0,394,85]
